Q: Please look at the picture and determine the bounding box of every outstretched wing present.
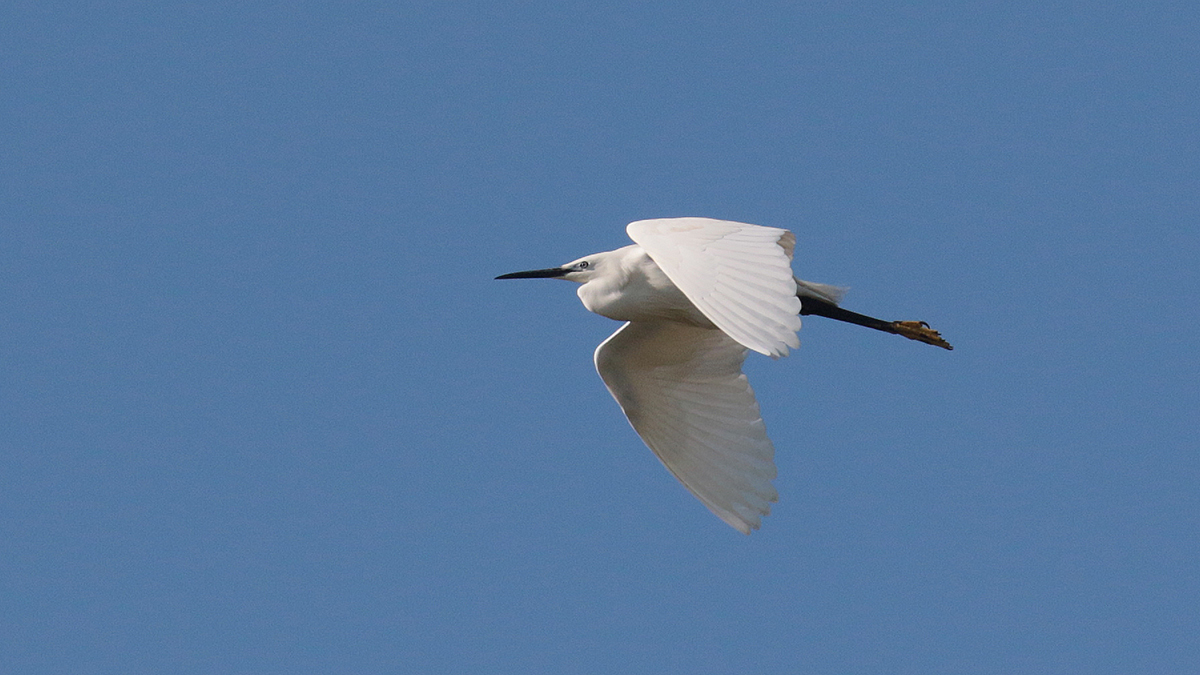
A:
[627,218,802,358]
[594,320,779,534]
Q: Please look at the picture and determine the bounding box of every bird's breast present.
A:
[577,252,714,328]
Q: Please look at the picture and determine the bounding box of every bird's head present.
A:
[495,253,605,285]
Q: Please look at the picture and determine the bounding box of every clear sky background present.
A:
[3,2,1197,673]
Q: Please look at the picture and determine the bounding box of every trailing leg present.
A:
[799,296,953,350]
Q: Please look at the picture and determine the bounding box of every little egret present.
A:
[497,217,951,534]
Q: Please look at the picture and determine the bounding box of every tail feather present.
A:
[795,278,848,305]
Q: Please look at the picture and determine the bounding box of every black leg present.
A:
[799,296,953,350]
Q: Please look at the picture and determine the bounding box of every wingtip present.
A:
[727,517,758,535]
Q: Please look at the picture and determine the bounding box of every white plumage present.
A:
[626,218,802,358]
[496,217,950,533]
[498,218,799,533]
[594,320,778,533]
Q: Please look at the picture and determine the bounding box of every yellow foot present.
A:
[891,321,953,350]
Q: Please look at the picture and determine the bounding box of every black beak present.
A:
[495,267,569,280]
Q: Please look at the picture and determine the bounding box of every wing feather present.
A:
[627,218,803,357]
[594,320,780,534]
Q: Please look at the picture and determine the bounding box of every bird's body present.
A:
[497,218,950,534]
[574,245,714,328]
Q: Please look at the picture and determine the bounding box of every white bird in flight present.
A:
[497,217,951,534]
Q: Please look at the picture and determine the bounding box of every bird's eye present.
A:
[578,261,589,269]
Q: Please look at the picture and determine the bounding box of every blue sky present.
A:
[2,1,1197,673]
